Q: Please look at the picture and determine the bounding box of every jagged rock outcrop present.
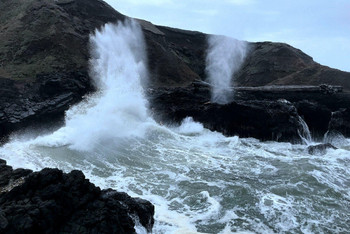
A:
[327,108,350,137]
[294,100,331,139]
[324,108,350,144]
[0,159,154,233]
[234,86,350,140]
[149,83,350,141]
[149,84,309,142]
[0,0,350,142]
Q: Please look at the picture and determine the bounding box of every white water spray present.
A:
[32,20,153,151]
[206,35,247,104]
[297,115,312,145]
[324,130,348,147]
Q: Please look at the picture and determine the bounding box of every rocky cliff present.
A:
[0,0,125,140]
[1,0,350,142]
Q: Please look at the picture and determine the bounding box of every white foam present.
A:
[258,193,298,232]
[175,117,204,135]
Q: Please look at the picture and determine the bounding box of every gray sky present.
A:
[105,0,350,72]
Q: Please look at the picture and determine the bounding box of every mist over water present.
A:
[206,35,248,104]
[0,21,350,234]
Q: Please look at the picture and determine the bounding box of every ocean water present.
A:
[1,21,350,233]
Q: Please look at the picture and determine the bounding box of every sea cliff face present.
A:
[0,0,350,142]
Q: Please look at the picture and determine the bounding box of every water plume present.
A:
[33,20,153,151]
[205,35,248,104]
[297,115,312,145]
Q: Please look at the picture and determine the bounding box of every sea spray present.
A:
[324,130,348,147]
[297,115,312,145]
[32,20,154,151]
[206,35,247,104]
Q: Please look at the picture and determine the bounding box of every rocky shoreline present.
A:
[1,0,350,144]
[1,0,350,232]
[0,159,154,233]
[149,84,350,142]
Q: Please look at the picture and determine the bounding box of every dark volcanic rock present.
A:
[0,159,154,233]
[327,108,350,137]
[293,100,331,140]
[149,85,307,142]
[233,86,350,139]
[307,143,337,156]
[324,108,350,146]
[143,23,206,87]
[149,83,350,142]
[0,159,32,189]
[198,100,305,142]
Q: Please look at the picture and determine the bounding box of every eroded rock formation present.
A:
[0,159,154,233]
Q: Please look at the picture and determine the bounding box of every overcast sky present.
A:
[105,0,350,72]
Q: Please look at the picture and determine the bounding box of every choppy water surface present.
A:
[1,20,349,233]
[1,119,350,233]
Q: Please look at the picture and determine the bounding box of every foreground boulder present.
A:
[0,159,154,233]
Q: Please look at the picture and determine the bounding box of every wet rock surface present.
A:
[0,159,154,233]
[149,84,350,142]
[149,85,306,142]
[232,86,350,140]
[327,108,350,137]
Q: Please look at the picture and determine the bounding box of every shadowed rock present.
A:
[328,109,350,137]
[0,159,154,233]
[149,84,309,142]
[232,85,350,140]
